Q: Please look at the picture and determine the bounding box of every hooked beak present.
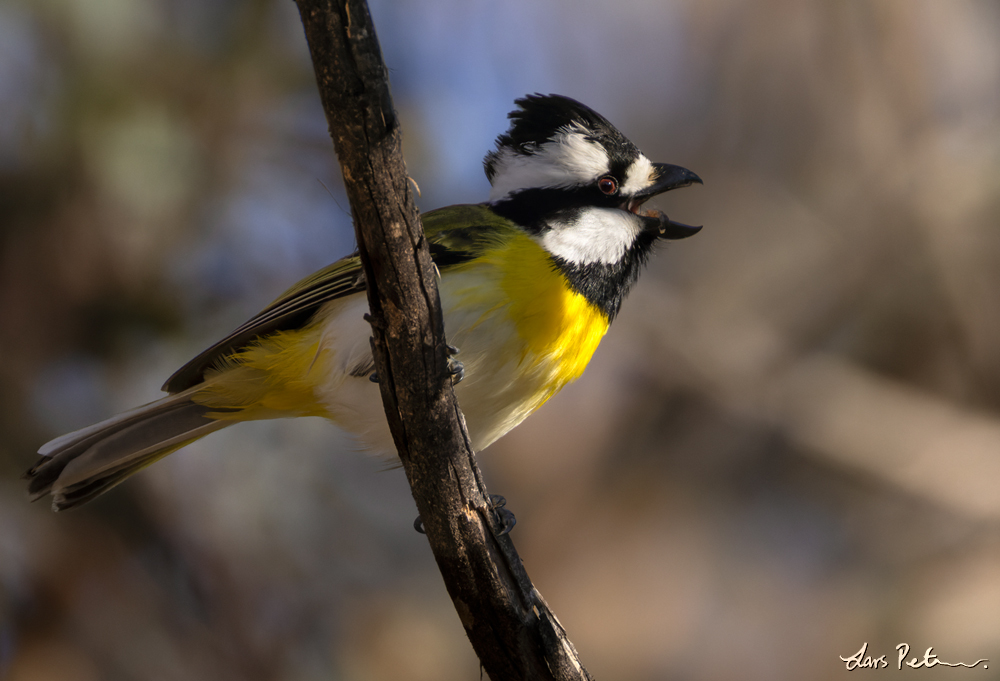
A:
[626,163,703,240]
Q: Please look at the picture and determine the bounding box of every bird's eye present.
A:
[598,176,618,195]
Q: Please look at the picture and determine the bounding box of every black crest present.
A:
[484,94,640,182]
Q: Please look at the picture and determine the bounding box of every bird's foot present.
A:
[412,494,516,535]
[446,344,464,384]
[448,359,465,384]
[489,494,516,535]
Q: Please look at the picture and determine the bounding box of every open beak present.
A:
[626,163,703,240]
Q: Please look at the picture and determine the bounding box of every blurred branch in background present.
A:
[2,1,1000,680]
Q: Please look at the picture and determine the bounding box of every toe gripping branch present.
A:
[370,344,462,385]
[488,494,516,535]
[446,343,464,384]
[413,494,516,536]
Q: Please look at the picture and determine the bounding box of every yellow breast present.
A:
[446,231,608,405]
[496,234,608,383]
[430,231,609,450]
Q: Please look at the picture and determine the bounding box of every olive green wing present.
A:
[161,255,365,392]
[162,204,520,393]
[422,203,519,267]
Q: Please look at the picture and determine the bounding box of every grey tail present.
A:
[25,390,231,511]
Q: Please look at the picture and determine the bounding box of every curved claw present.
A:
[489,494,516,535]
[496,508,516,535]
[414,496,516,536]
[448,358,465,384]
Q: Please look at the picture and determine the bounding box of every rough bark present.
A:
[294,2,592,678]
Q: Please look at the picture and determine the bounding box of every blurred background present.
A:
[2,0,1000,679]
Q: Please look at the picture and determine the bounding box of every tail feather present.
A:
[26,393,231,511]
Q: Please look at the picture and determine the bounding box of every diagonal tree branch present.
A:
[294,1,592,678]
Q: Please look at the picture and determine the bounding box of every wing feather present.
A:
[162,204,520,393]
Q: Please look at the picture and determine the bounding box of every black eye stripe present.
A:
[607,157,633,183]
[490,186,624,233]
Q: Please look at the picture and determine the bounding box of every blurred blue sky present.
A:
[6,2,1000,680]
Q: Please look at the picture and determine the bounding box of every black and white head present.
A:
[485,93,702,319]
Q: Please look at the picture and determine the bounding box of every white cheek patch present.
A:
[539,207,642,265]
[488,126,610,201]
[620,154,655,195]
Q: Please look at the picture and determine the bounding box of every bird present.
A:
[26,93,702,511]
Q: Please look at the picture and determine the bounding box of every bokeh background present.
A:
[2,0,1000,679]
